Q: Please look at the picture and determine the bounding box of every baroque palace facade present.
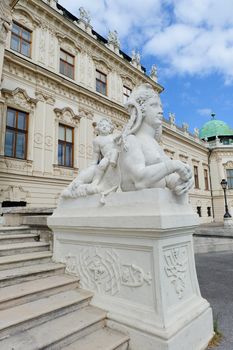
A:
[0,0,233,223]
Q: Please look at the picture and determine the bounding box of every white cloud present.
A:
[197,108,212,117]
[58,0,233,83]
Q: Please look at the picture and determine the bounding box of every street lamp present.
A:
[220,179,232,218]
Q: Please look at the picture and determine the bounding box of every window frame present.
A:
[204,168,209,190]
[96,69,107,96]
[58,123,74,168]
[123,85,132,104]
[59,49,75,80]
[10,21,32,58]
[197,206,202,217]
[194,165,199,189]
[4,107,29,160]
[226,169,233,189]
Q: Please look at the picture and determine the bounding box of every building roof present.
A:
[56,2,146,73]
[199,117,233,139]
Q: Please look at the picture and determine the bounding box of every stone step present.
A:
[0,305,105,349]
[0,262,65,287]
[63,327,130,350]
[0,226,31,235]
[0,233,39,244]
[0,274,79,310]
[0,289,93,338]
[0,241,49,256]
[0,251,52,270]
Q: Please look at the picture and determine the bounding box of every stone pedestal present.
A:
[48,188,213,350]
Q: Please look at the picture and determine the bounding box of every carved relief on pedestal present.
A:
[164,246,188,299]
[63,247,152,296]
[2,88,38,111]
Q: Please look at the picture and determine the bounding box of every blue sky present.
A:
[59,0,233,133]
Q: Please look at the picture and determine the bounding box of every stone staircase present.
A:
[0,226,129,350]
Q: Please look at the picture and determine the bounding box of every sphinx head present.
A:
[124,84,163,136]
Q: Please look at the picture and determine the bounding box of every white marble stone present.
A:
[49,188,213,350]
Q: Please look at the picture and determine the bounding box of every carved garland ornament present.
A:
[2,88,38,111]
[63,248,152,296]
[54,107,80,127]
[164,246,188,299]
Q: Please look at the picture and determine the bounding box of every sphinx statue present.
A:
[118,83,194,195]
[62,83,193,200]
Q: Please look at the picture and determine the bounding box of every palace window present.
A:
[96,70,107,95]
[60,49,74,79]
[58,124,74,167]
[194,165,199,189]
[226,169,233,189]
[4,108,28,159]
[123,86,132,104]
[10,21,32,57]
[204,169,209,190]
[197,206,202,217]
[207,207,212,217]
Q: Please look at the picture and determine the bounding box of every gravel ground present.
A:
[196,251,233,350]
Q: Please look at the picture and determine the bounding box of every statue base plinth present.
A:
[48,188,213,350]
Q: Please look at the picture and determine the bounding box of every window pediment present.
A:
[13,8,39,30]
[2,88,38,111]
[54,107,80,127]
[93,56,111,75]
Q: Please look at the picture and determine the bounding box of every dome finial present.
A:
[211,113,216,119]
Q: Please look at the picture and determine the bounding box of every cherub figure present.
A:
[62,118,120,198]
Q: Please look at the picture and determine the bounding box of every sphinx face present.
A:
[144,95,163,133]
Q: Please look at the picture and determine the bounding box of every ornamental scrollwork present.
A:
[164,246,188,299]
[63,248,152,296]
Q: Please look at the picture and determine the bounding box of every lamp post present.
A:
[220,179,232,218]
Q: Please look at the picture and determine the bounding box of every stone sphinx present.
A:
[62,83,194,200]
[50,83,213,350]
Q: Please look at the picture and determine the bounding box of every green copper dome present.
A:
[199,117,233,139]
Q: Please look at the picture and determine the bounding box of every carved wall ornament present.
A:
[45,136,53,147]
[56,34,81,55]
[93,56,111,75]
[54,107,80,126]
[0,185,30,201]
[79,107,94,120]
[2,88,38,111]
[223,161,233,169]
[164,246,188,299]
[63,247,152,296]
[120,75,135,90]
[63,253,79,275]
[13,7,40,30]
[34,132,43,145]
